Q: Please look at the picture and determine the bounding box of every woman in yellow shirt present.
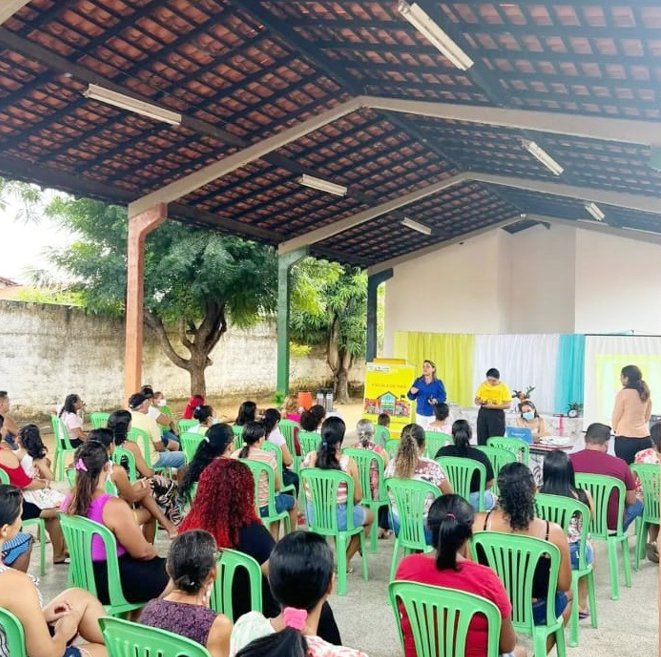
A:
[474,368,511,445]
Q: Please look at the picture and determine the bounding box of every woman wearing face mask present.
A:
[515,401,548,443]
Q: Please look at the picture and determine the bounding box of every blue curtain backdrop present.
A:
[555,334,586,414]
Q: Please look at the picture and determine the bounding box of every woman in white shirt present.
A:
[58,393,87,447]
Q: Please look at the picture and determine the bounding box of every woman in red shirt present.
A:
[395,494,526,657]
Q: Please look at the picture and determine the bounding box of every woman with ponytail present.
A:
[384,423,452,543]
[231,531,367,657]
[395,495,525,657]
[612,364,653,464]
[192,405,216,435]
[62,441,169,605]
[302,417,373,570]
[435,420,495,511]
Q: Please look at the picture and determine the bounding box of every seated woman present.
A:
[633,421,661,562]
[140,530,232,657]
[180,458,341,644]
[300,405,326,433]
[59,393,87,448]
[184,395,206,420]
[281,395,301,423]
[427,402,452,434]
[235,401,257,427]
[302,417,374,570]
[0,439,67,564]
[179,423,235,504]
[0,484,107,657]
[436,420,495,511]
[192,405,216,435]
[474,462,572,643]
[262,408,298,492]
[515,401,548,443]
[384,423,452,544]
[231,531,366,657]
[232,422,297,539]
[62,441,170,606]
[539,450,594,619]
[396,495,526,657]
[142,386,179,447]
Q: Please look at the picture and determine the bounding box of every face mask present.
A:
[157,398,167,407]
[522,411,535,421]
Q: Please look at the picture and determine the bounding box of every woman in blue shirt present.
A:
[407,360,447,429]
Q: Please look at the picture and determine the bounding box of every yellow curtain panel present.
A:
[394,331,475,407]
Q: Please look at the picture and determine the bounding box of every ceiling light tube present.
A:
[398,1,474,71]
[84,84,182,125]
[585,202,605,221]
[523,140,564,176]
[401,217,432,235]
[297,174,347,197]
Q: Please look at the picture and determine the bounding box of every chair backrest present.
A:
[506,426,534,444]
[100,616,212,657]
[575,473,625,538]
[343,447,386,502]
[241,459,278,516]
[180,432,205,464]
[385,439,401,459]
[279,419,299,456]
[231,424,245,451]
[0,607,27,657]
[210,548,263,623]
[112,446,138,482]
[486,437,530,465]
[127,427,154,468]
[630,463,660,524]
[299,430,321,457]
[90,412,110,429]
[535,493,591,569]
[374,424,390,446]
[300,468,357,535]
[58,513,131,610]
[474,446,516,497]
[0,468,9,485]
[385,477,441,549]
[472,531,561,632]
[436,456,486,509]
[50,414,74,450]
[177,418,198,434]
[389,581,502,657]
[424,432,453,458]
[261,442,285,476]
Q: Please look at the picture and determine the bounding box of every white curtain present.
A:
[583,335,661,427]
[472,335,560,414]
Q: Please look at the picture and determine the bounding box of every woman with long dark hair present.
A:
[192,405,216,435]
[235,401,257,426]
[395,495,525,657]
[540,450,594,618]
[612,364,653,464]
[59,393,87,447]
[407,360,447,429]
[231,531,366,657]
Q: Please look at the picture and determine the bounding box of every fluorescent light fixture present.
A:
[84,84,182,126]
[523,140,564,176]
[585,202,605,222]
[398,1,474,71]
[401,217,432,235]
[297,174,347,197]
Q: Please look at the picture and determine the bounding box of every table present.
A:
[529,439,575,486]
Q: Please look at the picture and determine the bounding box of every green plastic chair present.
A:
[471,531,566,657]
[374,424,390,447]
[575,473,632,600]
[535,493,597,646]
[385,478,440,581]
[59,514,142,617]
[299,430,321,457]
[424,432,452,458]
[112,446,138,482]
[128,427,169,474]
[22,517,46,576]
[279,419,300,457]
[261,442,296,496]
[300,467,368,595]
[0,468,8,484]
[231,424,245,451]
[436,456,487,511]
[343,447,389,553]
[50,414,76,480]
[242,459,292,536]
[210,548,263,623]
[89,412,110,429]
[385,439,400,459]
[180,431,205,464]
[100,616,211,657]
[475,446,516,497]
[177,418,198,434]
[486,436,530,466]
[629,464,660,570]
[389,581,502,657]
[0,607,27,657]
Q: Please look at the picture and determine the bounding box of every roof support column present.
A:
[124,203,167,403]
[367,269,393,362]
[277,247,308,398]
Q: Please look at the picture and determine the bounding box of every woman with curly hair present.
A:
[473,462,572,643]
[180,459,341,644]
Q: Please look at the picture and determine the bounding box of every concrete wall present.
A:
[0,300,363,414]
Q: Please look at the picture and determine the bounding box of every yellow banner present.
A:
[363,361,415,438]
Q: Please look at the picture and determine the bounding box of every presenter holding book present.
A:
[407,360,447,430]
[475,368,511,445]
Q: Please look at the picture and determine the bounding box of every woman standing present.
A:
[407,360,447,429]
[612,365,653,464]
[474,368,511,446]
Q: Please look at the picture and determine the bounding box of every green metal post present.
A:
[366,269,393,362]
[277,247,308,397]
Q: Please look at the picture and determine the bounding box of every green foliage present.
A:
[12,287,83,306]
[0,177,44,223]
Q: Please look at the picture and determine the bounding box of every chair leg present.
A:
[359,531,368,582]
[607,538,620,600]
[336,535,347,596]
[532,629,548,657]
[568,574,579,647]
[587,569,598,629]
[389,538,400,582]
[555,623,567,657]
[38,520,46,577]
[369,506,378,554]
[620,536,632,588]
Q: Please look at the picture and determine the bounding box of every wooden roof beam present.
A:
[0,1,32,25]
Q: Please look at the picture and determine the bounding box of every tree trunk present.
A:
[188,360,207,398]
[334,367,350,404]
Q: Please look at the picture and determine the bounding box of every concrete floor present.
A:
[32,524,656,657]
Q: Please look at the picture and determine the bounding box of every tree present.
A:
[45,196,278,396]
[291,259,367,403]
